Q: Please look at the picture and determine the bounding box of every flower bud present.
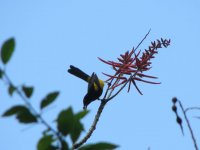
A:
[172,105,177,113]
[172,97,177,104]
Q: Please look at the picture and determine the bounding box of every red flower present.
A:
[99,38,170,95]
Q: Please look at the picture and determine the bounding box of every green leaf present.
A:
[2,105,37,123]
[56,107,74,136]
[2,105,25,117]
[79,142,119,150]
[8,85,16,96]
[70,118,84,143]
[40,91,59,109]
[56,107,85,142]
[69,110,89,143]
[22,85,34,98]
[1,38,15,64]
[16,107,37,123]
[61,140,69,150]
[37,135,56,150]
[75,110,89,120]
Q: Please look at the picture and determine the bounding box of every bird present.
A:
[68,65,104,109]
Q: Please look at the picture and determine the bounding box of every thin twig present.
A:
[2,69,64,148]
[73,100,107,149]
[135,29,151,51]
[185,107,200,113]
[106,75,122,100]
[106,78,129,101]
[106,70,138,101]
[178,100,199,150]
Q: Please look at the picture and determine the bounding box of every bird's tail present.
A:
[68,65,89,82]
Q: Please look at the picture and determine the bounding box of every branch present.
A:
[73,100,107,149]
[135,29,151,51]
[185,107,200,113]
[178,100,199,150]
[106,70,139,101]
[105,78,129,101]
[1,69,64,148]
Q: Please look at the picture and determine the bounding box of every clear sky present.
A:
[1,0,200,150]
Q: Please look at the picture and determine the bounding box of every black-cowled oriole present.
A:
[68,65,104,109]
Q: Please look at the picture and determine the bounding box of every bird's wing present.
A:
[93,74,101,89]
[87,73,101,92]
[87,73,95,92]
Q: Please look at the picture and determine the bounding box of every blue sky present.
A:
[1,0,200,150]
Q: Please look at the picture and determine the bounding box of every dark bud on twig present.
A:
[107,82,111,87]
[176,116,182,125]
[176,116,184,135]
[172,97,178,104]
[172,105,177,113]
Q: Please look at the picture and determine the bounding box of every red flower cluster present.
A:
[99,38,170,95]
